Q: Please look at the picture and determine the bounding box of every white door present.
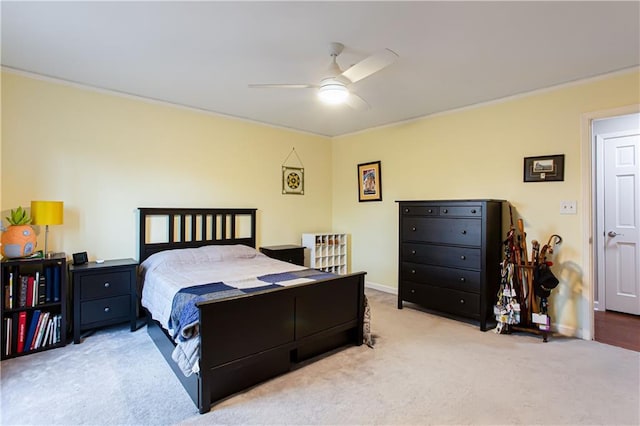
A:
[602,130,640,314]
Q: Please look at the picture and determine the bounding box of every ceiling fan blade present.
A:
[248,84,315,89]
[340,48,398,84]
[346,93,370,111]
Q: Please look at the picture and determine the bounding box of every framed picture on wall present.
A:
[282,166,304,195]
[524,154,565,182]
[358,161,382,202]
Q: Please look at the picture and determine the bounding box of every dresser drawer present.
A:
[79,271,131,300]
[402,217,481,246]
[400,205,439,216]
[402,243,481,270]
[439,206,482,217]
[401,262,481,293]
[80,295,131,326]
[401,282,480,318]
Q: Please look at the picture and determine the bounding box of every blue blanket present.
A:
[169,269,335,342]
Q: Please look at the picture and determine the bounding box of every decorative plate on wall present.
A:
[282,166,304,195]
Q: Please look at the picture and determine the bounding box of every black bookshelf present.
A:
[1,254,67,360]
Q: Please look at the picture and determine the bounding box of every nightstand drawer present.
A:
[80,295,131,326]
[79,271,131,300]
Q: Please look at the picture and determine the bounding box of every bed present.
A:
[138,207,367,414]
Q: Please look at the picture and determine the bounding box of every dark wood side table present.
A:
[259,245,305,266]
[69,258,138,344]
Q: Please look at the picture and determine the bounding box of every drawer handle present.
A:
[443,209,448,213]
[459,299,465,304]
[104,282,110,288]
[471,209,477,214]
[411,269,416,274]
[411,226,417,232]
[428,209,433,213]
[411,289,415,294]
[461,230,467,235]
[405,208,410,213]
[104,306,111,313]
[460,255,466,260]
[411,250,416,255]
[459,277,466,282]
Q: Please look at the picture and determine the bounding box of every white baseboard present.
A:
[363,281,587,340]
[554,323,583,339]
[365,281,397,295]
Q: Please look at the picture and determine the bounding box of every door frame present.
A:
[580,104,640,340]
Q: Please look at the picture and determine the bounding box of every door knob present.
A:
[608,231,623,237]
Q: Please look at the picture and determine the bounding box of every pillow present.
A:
[141,244,258,272]
[216,244,259,260]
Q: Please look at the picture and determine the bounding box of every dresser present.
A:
[69,259,138,343]
[397,200,504,330]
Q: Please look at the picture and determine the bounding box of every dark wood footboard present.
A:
[196,271,365,413]
[147,271,366,414]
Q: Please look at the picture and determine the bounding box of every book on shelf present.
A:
[42,317,52,348]
[54,314,61,344]
[16,311,27,353]
[18,276,28,308]
[4,271,15,309]
[52,268,60,302]
[3,317,12,356]
[37,271,46,305]
[26,275,35,307]
[32,311,50,350]
[45,266,53,303]
[23,310,41,353]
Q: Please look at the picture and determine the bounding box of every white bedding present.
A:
[140,244,307,333]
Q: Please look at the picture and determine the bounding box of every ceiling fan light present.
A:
[318,81,349,104]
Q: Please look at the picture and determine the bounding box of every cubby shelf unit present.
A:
[302,233,348,275]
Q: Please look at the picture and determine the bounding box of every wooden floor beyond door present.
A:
[594,310,640,352]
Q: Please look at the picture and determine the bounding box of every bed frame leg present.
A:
[198,374,211,413]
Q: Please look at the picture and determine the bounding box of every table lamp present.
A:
[31,201,64,258]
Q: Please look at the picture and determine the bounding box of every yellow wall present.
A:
[3,69,639,338]
[332,70,640,337]
[1,71,332,260]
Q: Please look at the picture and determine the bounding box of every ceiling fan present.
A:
[248,42,398,110]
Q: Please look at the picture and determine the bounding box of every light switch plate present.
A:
[560,200,577,214]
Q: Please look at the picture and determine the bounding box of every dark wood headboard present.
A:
[138,208,257,262]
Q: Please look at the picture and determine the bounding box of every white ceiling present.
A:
[2,1,639,137]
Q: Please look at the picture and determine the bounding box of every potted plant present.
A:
[1,206,37,258]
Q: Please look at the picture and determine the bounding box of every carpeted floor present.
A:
[1,289,639,425]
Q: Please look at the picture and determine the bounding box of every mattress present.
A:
[140,244,308,333]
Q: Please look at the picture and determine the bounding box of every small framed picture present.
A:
[72,251,88,266]
[282,166,304,195]
[524,154,565,182]
[357,161,382,202]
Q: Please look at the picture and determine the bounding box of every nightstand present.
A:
[69,258,138,344]
[259,245,305,266]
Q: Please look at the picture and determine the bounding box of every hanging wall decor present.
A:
[357,161,382,202]
[282,148,305,195]
[523,154,565,182]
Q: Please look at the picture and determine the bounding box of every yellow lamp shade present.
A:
[31,201,64,225]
